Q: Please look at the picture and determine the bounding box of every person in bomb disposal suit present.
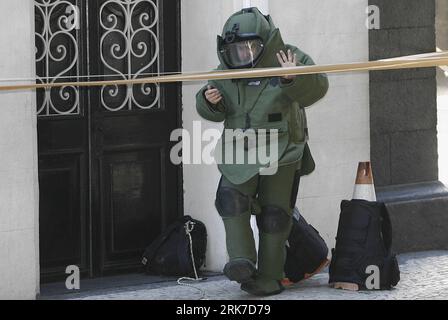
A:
[195,7,329,296]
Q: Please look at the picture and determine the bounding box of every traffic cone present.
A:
[332,161,376,291]
[352,161,376,201]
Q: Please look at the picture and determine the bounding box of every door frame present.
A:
[36,0,184,282]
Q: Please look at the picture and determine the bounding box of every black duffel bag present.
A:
[284,207,329,283]
[142,215,207,278]
[329,199,400,290]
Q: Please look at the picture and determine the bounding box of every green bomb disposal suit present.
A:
[195,7,329,296]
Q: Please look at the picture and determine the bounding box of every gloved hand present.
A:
[204,85,223,105]
[276,49,297,81]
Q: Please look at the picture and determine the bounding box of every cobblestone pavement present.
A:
[62,251,448,300]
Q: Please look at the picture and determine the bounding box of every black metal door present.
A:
[36,0,182,282]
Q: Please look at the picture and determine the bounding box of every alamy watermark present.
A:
[65,265,80,290]
[365,265,380,290]
[64,4,81,30]
[366,5,380,30]
[62,5,380,34]
[170,121,280,175]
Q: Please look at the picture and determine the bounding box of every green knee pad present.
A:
[256,206,293,280]
[221,211,257,263]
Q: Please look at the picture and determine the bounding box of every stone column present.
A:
[0,0,40,299]
[369,0,448,252]
[436,0,448,185]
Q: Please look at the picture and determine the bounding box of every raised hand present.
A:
[276,49,297,80]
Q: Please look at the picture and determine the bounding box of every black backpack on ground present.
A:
[284,207,329,283]
[142,215,207,277]
[329,199,400,290]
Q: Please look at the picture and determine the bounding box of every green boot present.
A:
[252,205,293,295]
[239,232,290,296]
[221,211,257,283]
[257,230,291,280]
[223,257,256,283]
[240,276,284,296]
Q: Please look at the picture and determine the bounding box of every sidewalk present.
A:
[44,250,448,300]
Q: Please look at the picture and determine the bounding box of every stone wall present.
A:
[0,0,39,300]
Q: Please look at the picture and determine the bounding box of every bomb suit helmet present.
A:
[217,7,273,69]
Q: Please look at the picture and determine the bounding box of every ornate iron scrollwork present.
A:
[99,0,160,111]
[34,0,161,116]
[35,0,80,117]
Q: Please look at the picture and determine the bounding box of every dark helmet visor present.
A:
[219,35,264,68]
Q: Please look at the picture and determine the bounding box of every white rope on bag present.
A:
[176,220,208,300]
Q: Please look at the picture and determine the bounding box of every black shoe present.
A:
[223,258,256,284]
